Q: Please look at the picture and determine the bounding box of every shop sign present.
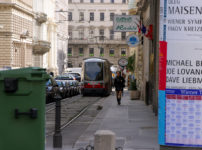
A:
[113,15,140,32]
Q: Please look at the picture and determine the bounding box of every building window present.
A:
[110,13,114,21]
[68,48,72,56]
[79,12,84,21]
[109,49,114,56]
[122,0,126,3]
[100,48,104,56]
[121,48,126,56]
[122,13,126,15]
[68,0,72,3]
[90,0,94,3]
[79,48,84,56]
[99,29,104,40]
[89,29,94,38]
[79,28,84,40]
[100,13,104,21]
[111,0,114,3]
[89,48,94,56]
[110,30,114,40]
[121,32,126,40]
[101,0,104,3]
[80,0,83,3]
[90,12,94,21]
[68,30,72,39]
[68,12,72,21]
[68,61,73,67]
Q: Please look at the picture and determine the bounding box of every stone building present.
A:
[128,0,143,94]
[0,0,33,68]
[33,0,58,75]
[67,0,129,67]
[55,0,68,74]
[135,0,159,114]
[33,0,50,68]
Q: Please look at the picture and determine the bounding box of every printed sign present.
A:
[126,34,139,47]
[118,58,128,67]
[158,0,202,147]
[113,15,140,32]
[166,89,202,146]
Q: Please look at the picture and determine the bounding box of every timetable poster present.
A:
[166,89,202,146]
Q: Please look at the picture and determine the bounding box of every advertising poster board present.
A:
[159,0,202,147]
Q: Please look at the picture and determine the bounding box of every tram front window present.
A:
[85,62,103,81]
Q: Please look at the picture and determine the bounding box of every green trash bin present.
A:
[0,67,49,150]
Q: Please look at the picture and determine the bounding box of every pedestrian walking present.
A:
[114,71,125,105]
[122,73,126,96]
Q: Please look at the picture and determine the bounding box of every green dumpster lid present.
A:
[0,67,50,81]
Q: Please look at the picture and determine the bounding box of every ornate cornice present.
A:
[0,3,34,17]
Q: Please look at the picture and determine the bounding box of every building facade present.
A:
[33,0,59,75]
[67,0,129,67]
[0,0,33,68]
[135,0,159,115]
[128,0,143,96]
[55,0,68,74]
[33,0,50,68]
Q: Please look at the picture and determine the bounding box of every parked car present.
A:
[73,80,80,94]
[65,73,81,82]
[63,81,71,97]
[55,80,70,98]
[67,81,74,97]
[55,74,75,80]
[71,80,80,95]
[46,78,58,103]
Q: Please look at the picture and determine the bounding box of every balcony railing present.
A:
[33,40,51,55]
[68,37,127,45]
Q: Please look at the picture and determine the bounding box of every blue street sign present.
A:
[127,34,139,47]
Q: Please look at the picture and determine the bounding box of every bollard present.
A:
[94,130,115,150]
[53,91,62,148]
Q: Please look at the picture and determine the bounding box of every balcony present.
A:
[33,40,51,55]
[35,12,47,24]
[68,38,127,45]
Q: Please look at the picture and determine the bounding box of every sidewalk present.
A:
[46,90,159,150]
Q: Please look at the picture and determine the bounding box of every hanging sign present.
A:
[113,15,140,32]
[118,58,128,67]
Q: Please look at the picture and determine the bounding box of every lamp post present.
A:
[53,90,62,148]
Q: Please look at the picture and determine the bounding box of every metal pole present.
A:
[53,92,62,148]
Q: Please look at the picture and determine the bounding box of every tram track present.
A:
[45,95,80,113]
[46,96,103,136]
